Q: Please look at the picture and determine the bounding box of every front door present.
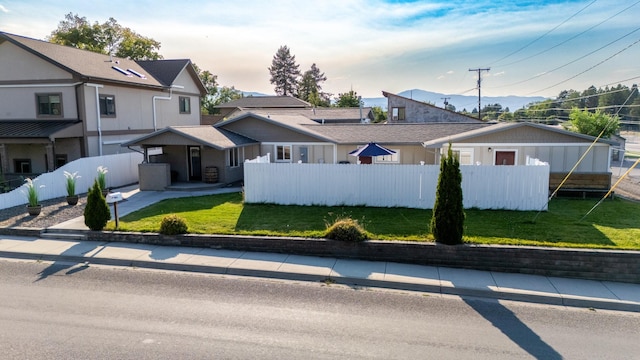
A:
[188,146,202,181]
[299,147,308,163]
[495,151,515,165]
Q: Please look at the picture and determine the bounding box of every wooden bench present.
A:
[549,172,612,199]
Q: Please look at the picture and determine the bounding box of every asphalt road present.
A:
[1,260,639,359]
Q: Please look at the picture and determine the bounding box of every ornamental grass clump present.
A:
[63,171,80,197]
[325,217,368,242]
[23,178,44,207]
[96,166,108,191]
[159,214,188,235]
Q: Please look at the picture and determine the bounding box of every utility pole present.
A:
[441,97,451,109]
[469,68,490,120]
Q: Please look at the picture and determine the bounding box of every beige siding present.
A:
[335,144,430,164]
[0,41,71,81]
[222,118,320,142]
[443,143,610,172]
[459,126,586,143]
[0,86,78,119]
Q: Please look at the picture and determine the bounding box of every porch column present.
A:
[45,144,54,172]
[0,144,7,174]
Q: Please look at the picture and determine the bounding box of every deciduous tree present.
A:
[335,89,363,108]
[564,108,619,138]
[49,13,162,60]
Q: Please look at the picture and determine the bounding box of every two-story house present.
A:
[0,31,205,185]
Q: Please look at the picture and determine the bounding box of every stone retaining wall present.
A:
[1,228,638,283]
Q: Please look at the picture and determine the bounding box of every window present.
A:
[375,149,400,163]
[36,93,62,116]
[228,147,243,167]
[14,159,31,174]
[99,95,116,116]
[276,145,291,162]
[55,154,68,169]
[391,107,405,121]
[179,96,191,114]
[451,149,474,165]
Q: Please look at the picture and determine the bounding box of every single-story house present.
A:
[421,121,617,192]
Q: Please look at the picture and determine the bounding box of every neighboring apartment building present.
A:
[0,32,205,184]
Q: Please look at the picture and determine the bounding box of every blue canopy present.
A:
[349,142,396,157]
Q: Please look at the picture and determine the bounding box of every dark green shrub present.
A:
[430,143,465,245]
[84,179,111,231]
[325,217,368,242]
[159,214,188,235]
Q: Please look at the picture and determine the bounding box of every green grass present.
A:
[109,192,640,250]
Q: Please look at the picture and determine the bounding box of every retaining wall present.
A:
[1,228,637,283]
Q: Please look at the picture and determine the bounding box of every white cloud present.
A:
[0,4,9,13]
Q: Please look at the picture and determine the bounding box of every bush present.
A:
[325,217,368,242]
[84,179,111,231]
[430,143,465,245]
[159,214,188,235]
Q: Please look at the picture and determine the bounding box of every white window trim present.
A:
[228,147,244,168]
[451,147,474,165]
[373,149,400,164]
[275,144,292,163]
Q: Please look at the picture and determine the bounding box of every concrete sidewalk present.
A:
[1,234,639,312]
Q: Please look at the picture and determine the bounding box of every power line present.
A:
[497,26,640,90]
[499,1,640,68]
[529,36,640,95]
[491,0,598,66]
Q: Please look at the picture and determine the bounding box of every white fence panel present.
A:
[1,153,142,210]
[244,163,549,211]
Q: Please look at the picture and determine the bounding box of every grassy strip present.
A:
[109,192,640,250]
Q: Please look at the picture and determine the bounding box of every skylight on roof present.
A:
[127,68,146,79]
[112,66,132,77]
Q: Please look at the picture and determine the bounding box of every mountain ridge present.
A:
[363,89,547,112]
[240,89,547,111]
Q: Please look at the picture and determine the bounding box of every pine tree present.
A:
[430,144,464,245]
[84,179,111,231]
[298,63,329,106]
[268,45,301,96]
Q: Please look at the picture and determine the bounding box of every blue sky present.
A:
[1,0,638,99]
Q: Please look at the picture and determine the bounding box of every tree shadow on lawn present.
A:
[462,199,635,247]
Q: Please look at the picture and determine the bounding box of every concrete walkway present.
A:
[1,184,638,312]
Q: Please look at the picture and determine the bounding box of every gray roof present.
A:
[0,120,81,138]
[215,96,311,109]
[230,107,374,123]
[305,123,490,144]
[137,59,206,95]
[1,32,162,89]
[122,126,257,149]
[420,121,618,147]
[137,59,190,86]
[217,113,337,143]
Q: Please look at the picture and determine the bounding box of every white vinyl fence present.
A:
[244,163,550,211]
[1,152,142,210]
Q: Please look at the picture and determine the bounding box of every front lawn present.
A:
[108,192,640,250]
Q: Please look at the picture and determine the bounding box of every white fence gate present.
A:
[1,152,143,210]
[244,163,550,211]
